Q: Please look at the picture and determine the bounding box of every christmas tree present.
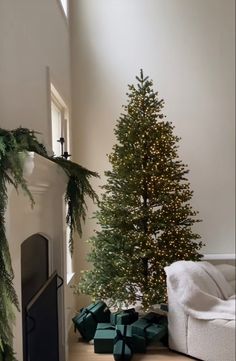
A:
[78,70,203,309]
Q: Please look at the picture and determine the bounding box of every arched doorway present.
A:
[21,234,49,361]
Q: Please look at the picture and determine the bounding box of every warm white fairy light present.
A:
[77,70,203,310]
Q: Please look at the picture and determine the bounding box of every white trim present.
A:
[50,82,70,156]
[203,253,235,260]
[67,272,75,285]
[46,67,53,154]
[51,83,67,109]
[56,0,68,24]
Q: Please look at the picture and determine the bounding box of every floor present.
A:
[68,331,192,361]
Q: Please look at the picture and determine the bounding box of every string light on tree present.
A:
[77,70,204,309]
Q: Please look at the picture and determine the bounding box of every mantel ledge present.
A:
[23,152,68,191]
[6,152,68,197]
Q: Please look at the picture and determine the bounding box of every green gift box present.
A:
[113,325,133,361]
[94,323,116,353]
[131,312,167,344]
[131,334,146,353]
[72,301,110,341]
[110,308,139,326]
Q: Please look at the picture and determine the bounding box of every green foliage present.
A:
[0,342,17,361]
[53,157,98,254]
[78,70,203,309]
[0,127,98,360]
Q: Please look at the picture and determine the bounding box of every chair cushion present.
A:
[215,264,236,282]
[188,317,235,361]
[215,264,236,296]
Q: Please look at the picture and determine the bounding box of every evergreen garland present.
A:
[0,127,98,360]
[78,70,203,309]
[53,157,98,254]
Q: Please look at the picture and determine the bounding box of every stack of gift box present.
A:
[72,301,168,361]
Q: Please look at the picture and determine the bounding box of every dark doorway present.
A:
[21,234,49,361]
[26,272,60,361]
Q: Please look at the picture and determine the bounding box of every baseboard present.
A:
[203,253,235,260]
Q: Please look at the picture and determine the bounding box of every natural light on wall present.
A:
[60,0,68,16]
[51,100,62,156]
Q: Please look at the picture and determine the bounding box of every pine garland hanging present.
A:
[0,127,98,360]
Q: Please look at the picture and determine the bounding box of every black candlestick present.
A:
[57,137,71,159]
[62,151,71,160]
[57,137,65,157]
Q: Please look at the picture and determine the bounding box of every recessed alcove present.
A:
[21,234,49,309]
[21,234,49,360]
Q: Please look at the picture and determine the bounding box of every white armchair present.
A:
[166,262,235,361]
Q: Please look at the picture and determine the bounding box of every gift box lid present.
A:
[131,318,167,342]
[96,323,116,331]
[142,312,165,323]
[94,329,116,340]
[94,325,116,354]
[94,324,116,344]
[87,300,106,312]
[77,300,110,323]
[72,310,97,341]
[72,301,110,341]
[87,301,110,320]
[110,308,139,325]
[146,323,167,339]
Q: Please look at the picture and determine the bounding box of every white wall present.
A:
[0,0,71,151]
[70,0,235,275]
[0,0,76,355]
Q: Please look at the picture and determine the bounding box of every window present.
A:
[59,0,68,17]
[51,100,63,157]
[50,84,73,283]
[50,84,70,157]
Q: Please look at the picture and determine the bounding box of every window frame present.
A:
[50,83,73,283]
[50,83,70,157]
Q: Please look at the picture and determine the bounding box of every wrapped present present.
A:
[94,323,116,353]
[113,325,133,361]
[110,308,139,326]
[72,301,110,341]
[160,303,168,312]
[142,312,164,323]
[131,312,167,344]
[131,334,146,353]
